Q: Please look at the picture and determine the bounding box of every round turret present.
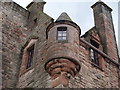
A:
[45,12,81,87]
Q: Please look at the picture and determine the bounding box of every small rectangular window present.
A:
[90,40,99,66]
[90,48,99,66]
[57,27,67,41]
[26,45,35,69]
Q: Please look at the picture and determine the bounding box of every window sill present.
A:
[90,62,104,71]
[58,40,68,43]
[19,66,33,77]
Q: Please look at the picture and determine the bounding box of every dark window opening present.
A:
[90,39,99,48]
[26,45,35,69]
[57,27,67,41]
[34,18,37,24]
[90,40,99,66]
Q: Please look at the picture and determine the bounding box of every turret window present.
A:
[57,27,67,41]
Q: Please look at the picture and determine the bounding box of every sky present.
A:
[12,0,119,55]
[118,1,120,56]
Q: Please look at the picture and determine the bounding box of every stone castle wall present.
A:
[17,35,119,88]
[1,1,120,88]
[2,2,29,88]
[69,43,119,88]
[1,1,52,88]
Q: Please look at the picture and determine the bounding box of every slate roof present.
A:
[56,12,72,22]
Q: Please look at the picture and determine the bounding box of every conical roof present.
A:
[98,0,102,2]
[56,12,72,22]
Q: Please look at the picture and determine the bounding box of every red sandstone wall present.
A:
[2,1,119,88]
[2,2,29,88]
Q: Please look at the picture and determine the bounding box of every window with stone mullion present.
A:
[90,40,99,66]
[57,27,67,41]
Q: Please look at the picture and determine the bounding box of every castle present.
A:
[1,0,120,88]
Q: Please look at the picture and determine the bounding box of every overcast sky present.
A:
[12,0,119,55]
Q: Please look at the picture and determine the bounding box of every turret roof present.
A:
[56,12,72,22]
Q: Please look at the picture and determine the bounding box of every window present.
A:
[34,18,37,24]
[26,45,35,69]
[90,40,99,66]
[57,27,67,41]
[90,48,99,66]
[20,39,37,76]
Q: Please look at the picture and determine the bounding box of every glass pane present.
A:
[58,33,62,36]
[58,37,62,40]
[90,49,94,59]
[58,31,62,34]
[63,31,67,36]
[63,30,67,32]
[62,37,67,40]
[58,30,62,36]
[63,33,66,36]
[63,31,66,34]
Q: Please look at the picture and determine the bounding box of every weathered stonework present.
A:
[1,0,120,88]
